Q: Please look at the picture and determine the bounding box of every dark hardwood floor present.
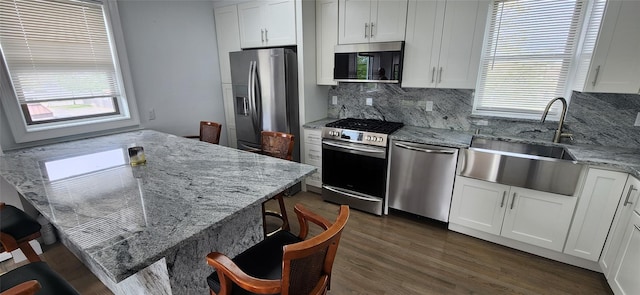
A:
[1,191,612,294]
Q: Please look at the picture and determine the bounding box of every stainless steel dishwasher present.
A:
[387,140,458,222]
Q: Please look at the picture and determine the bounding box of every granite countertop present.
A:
[304,118,640,178]
[0,130,316,282]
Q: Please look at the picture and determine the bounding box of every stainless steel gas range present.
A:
[321,118,403,215]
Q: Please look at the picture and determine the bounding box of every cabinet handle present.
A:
[591,65,601,87]
[635,224,640,232]
[261,29,264,42]
[370,22,374,38]
[364,23,368,38]
[438,67,443,83]
[500,191,506,208]
[624,185,637,206]
[431,67,436,83]
[264,29,268,42]
[510,192,516,210]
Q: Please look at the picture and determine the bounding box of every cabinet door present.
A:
[316,0,338,85]
[400,0,441,88]
[585,0,640,94]
[435,0,489,89]
[450,177,509,235]
[601,175,640,277]
[338,0,371,44]
[222,83,237,148]
[263,0,296,46]
[369,0,408,43]
[214,5,241,84]
[501,187,577,252]
[564,168,627,261]
[237,2,265,48]
[609,211,640,295]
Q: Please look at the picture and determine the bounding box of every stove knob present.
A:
[365,136,371,141]
[378,137,384,142]
[371,136,377,142]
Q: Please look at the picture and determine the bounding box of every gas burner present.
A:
[325,118,404,134]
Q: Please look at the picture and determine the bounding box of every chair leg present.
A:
[262,201,269,237]
[274,194,290,232]
[18,241,41,262]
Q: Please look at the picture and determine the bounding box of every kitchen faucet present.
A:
[540,97,573,143]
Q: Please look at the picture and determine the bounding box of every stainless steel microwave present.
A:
[333,41,404,83]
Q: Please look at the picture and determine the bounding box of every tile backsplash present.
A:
[327,83,640,148]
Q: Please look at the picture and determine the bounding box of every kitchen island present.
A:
[0,130,316,294]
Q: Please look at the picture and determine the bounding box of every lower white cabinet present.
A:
[303,128,322,189]
[564,168,628,261]
[608,210,640,295]
[601,175,640,279]
[450,176,577,251]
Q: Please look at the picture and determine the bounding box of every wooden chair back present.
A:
[280,204,349,295]
[261,131,294,161]
[200,121,222,144]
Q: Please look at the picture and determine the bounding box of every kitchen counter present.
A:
[304,118,640,178]
[0,130,316,294]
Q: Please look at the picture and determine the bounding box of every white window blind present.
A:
[0,0,121,123]
[473,0,586,119]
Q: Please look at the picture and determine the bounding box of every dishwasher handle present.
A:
[394,142,456,154]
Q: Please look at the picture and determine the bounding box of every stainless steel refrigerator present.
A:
[229,48,300,164]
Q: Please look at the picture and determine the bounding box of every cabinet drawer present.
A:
[304,144,322,165]
[306,168,322,188]
[304,129,322,145]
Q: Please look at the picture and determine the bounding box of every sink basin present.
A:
[470,138,576,161]
[458,137,584,196]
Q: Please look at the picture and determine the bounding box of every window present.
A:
[473,0,587,119]
[0,0,138,143]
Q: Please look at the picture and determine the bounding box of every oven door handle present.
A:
[394,143,456,154]
[322,141,386,154]
[323,185,382,203]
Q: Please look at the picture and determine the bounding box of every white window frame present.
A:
[472,0,591,121]
[0,0,139,144]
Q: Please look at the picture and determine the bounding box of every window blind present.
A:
[473,0,586,119]
[0,0,120,104]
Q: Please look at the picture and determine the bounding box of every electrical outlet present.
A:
[635,112,640,126]
[332,96,338,105]
[425,100,433,112]
[366,98,373,106]
[148,108,156,120]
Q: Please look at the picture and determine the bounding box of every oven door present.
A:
[321,139,388,215]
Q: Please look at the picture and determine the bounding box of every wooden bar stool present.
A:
[260,131,295,236]
[0,202,42,263]
[185,121,222,144]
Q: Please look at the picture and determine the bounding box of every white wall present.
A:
[118,0,228,145]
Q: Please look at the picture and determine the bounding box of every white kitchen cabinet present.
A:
[316,0,338,85]
[401,0,489,89]
[214,5,241,84]
[338,0,408,44]
[601,175,640,277]
[222,83,237,148]
[303,128,322,189]
[450,176,577,251]
[580,0,640,94]
[450,177,509,235]
[608,210,640,295]
[564,168,628,261]
[237,0,296,49]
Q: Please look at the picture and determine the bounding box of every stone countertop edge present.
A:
[303,118,640,178]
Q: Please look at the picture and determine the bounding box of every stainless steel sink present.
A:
[458,137,584,196]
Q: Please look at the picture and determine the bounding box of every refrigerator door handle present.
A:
[249,61,260,133]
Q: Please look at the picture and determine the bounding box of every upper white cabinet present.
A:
[237,0,296,48]
[338,0,408,44]
[580,0,640,94]
[564,168,628,261]
[316,0,338,85]
[401,0,489,89]
[450,176,577,251]
[214,5,241,84]
[601,175,640,277]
